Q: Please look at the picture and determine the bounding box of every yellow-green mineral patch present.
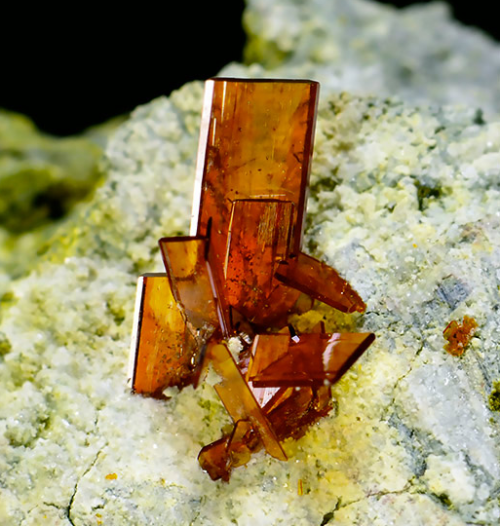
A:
[489,381,500,412]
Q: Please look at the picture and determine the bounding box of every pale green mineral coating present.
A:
[0,110,110,295]
[1,1,500,525]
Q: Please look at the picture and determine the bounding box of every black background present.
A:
[0,1,497,136]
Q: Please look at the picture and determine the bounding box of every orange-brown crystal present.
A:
[198,419,261,482]
[159,236,219,344]
[192,79,319,330]
[129,78,376,482]
[267,386,333,441]
[275,252,366,313]
[208,343,287,461]
[225,199,299,325]
[130,274,199,397]
[249,332,375,387]
[198,436,232,482]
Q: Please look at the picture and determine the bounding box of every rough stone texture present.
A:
[1,1,500,525]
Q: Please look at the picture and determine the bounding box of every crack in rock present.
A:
[67,448,103,525]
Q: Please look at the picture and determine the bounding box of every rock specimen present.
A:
[1,1,500,524]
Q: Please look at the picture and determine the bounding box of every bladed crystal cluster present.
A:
[129,78,375,481]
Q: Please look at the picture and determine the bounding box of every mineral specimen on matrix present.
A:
[3,1,500,524]
[129,78,375,480]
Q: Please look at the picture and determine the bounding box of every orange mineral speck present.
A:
[105,473,118,480]
[298,479,304,496]
[443,315,478,356]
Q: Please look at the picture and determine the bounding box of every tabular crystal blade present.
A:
[248,333,290,380]
[159,236,222,341]
[275,252,367,313]
[249,332,375,387]
[208,343,287,461]
[128,274,199,397]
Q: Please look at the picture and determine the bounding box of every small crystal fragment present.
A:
[198,419,261,482]
[275,252,366,313]
[198,436,232,482]
[129,274,199,397]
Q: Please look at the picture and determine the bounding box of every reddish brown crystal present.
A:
[225,199,300,325]
[198,436,232,482]
[130,274,199,397]
[248,333,289,381]
[192,79,318,248]
[267,385,333,441]
[249,332,375,387]
[159,236,219,343]
[198,419,261,482]
[192,79,319,329]
[443,315,478,356]
[275,252,366,313]
[129,78,376,482]
[208,343,287,461]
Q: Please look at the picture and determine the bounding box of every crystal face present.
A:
[129,274,199,397]
[224,199,297,325]
[129,78,375,481]
[248,332,376,387]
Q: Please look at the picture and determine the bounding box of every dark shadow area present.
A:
[0,2,495,136]
[0,3,246,135]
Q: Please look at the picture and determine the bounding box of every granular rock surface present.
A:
[1,1,500,524]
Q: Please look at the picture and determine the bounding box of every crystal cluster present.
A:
[129,78,375,481]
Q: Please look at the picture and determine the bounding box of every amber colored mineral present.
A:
[443,315,478,356]
[129,274,199,397]
[249,332,375,387]
[267,385,333,441]
[276,252,366,313]
[129,78,376,482]
[208,343,287,461]
[159,236,219,344]
[224,199,299,325]
[198,419,260,482]
[192,79,319,331]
